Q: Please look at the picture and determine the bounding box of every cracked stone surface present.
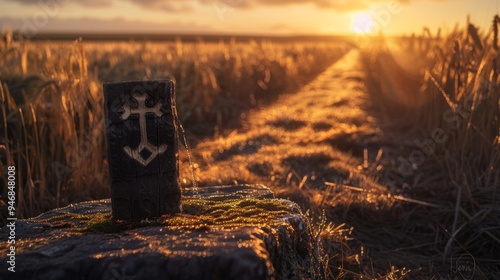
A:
[0,184,311,280]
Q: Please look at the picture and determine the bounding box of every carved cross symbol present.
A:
[121,93,167,166]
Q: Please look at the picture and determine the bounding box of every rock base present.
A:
[0,185,312,280]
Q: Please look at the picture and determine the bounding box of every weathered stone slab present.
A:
[0,185,311,280]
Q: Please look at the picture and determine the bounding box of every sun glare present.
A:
[352,12,373,34]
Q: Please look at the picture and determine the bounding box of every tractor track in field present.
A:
[180,49,455,279]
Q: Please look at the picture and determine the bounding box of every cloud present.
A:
[122,0,196,12]
[5,0,114,8]
[210,0,415,11]
[0,16,211,34]
[115,0,408,13]
[2,0,437,13]
[3,0,196,11]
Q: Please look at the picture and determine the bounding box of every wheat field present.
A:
[0,35,350,219]
[1,17,499,278]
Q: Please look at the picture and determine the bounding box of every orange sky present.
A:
[0,0,499,36]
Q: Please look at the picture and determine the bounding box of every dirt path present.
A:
[180,49,412,277]
[182,49,382,189]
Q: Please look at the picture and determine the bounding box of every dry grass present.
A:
[360,17,500,278]
[0,34,349,221]
[179,19,500,278]
[0,17,498,279]
[0,39,107,220]
[181,51,413,279]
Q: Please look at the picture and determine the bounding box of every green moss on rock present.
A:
[82,197,297,234]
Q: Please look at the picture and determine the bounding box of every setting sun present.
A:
[352,12,374,34]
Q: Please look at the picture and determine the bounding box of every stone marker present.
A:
[104,80,181,220]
